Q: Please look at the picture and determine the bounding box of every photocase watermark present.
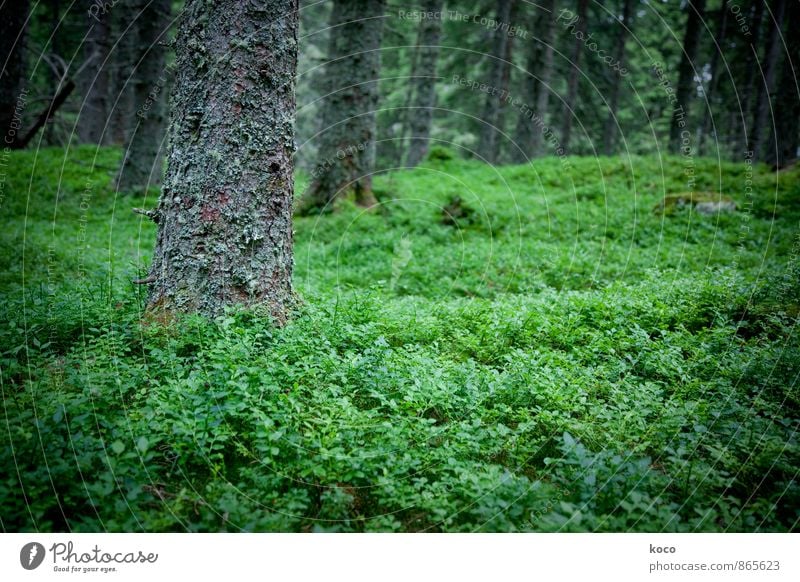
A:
[310,140,371,179]
[0,88,28,210]
[728,2,753,37]
[76,178,94,280]
[556,9,628,76]
[397,9,530,39]
[389,234,413,292]
[88,0,118,21]
[451,74,572,170]
[20,542,46,570]
[138,62,176,119]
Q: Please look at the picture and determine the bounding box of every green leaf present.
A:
[111,440,125,455]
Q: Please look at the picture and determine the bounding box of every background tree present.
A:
[477,0,516,164]
[76,5,111,144]
[144,0,298,320]
[0,0,30,143]
[602,0,632,156]
[116,0,172,193]
[766,0,798,167]
[300,0,386,212]
[405,1,444,168]
[749,0,786,160]
[560,0,588,154]
[669,0,706,154]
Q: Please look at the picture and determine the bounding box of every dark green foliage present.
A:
[2,147,799,532]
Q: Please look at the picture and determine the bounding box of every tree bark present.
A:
[76,4,112,144]
[749,0,786,160]
[146,0,298,322]
[602,0,632,156]
[560,0,588,154]
[0,0,29,145]
[738,0,764,154]
[477,0,516,164]
[698,1,729,155]
[299,0,385,213]
[116,0,171,193]
[669,0,706,155]
[405,0,443,168]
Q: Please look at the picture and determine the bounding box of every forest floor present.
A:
[1,146,798,531]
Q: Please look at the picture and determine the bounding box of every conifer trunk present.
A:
[146,0,298,321]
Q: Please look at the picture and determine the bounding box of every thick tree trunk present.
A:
[766,0,799,167]
[477,0,516,164]
[405,1,443,168]
[76,5,111,144]
[749,0,786,160]
[116,0,171,193]
[669,0,706,155]
[299,0,385,213]
[698,1,729,155]
[146,0,298,322]
[602,0,632,156]
[560,0,588,154]
[0,0,29,145]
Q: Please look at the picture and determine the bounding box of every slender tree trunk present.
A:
[602,0,632,156]
[477,0,516,164]
[530,0,556,158]
[145,0,298,321]
[110,7,136,145]
[739,0,764,154]
[560,0,588,154]
[0,0,29,145]
[299,0,385,213]
[698,1,729,155]
[76,5,111,144]
[766,0,799,167]
[405,1,443,168]
[669,0,706,155]
[116,0,171,192]
[749,0,786,160]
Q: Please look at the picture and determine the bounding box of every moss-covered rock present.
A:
[654,192,736,215]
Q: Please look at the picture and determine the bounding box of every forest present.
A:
[0,0,798,533]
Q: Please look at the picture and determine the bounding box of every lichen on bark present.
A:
[145,0,299,322]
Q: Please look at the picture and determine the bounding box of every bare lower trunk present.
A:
[76,6,111,144]
[602,0,632,156]
[405,1,443,168]
[0,0,29,145]
[749,0,786,160]
[145,0,298,322]
[116,0,171,193]
[669,0,706,155]
[560,0,588,154]
[477,0,516,164]
[299,0,385,213]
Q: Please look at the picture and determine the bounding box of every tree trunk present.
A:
[477,0,516,164]
[560,0,588,154]
[109,7,136,145]
[749,0,786,160]
[299,0,385,213]
[602,0,632,156]
[669,0,705,155]
[76,5,111,144]
[739,0,764,155]
[0,0,29,145]
[766,0,799,167]
[698,1,729,155]
[145,0,298,322]
[405,1,443,168]
[116,0,171,193]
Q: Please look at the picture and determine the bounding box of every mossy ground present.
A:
[1,146,798,531]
